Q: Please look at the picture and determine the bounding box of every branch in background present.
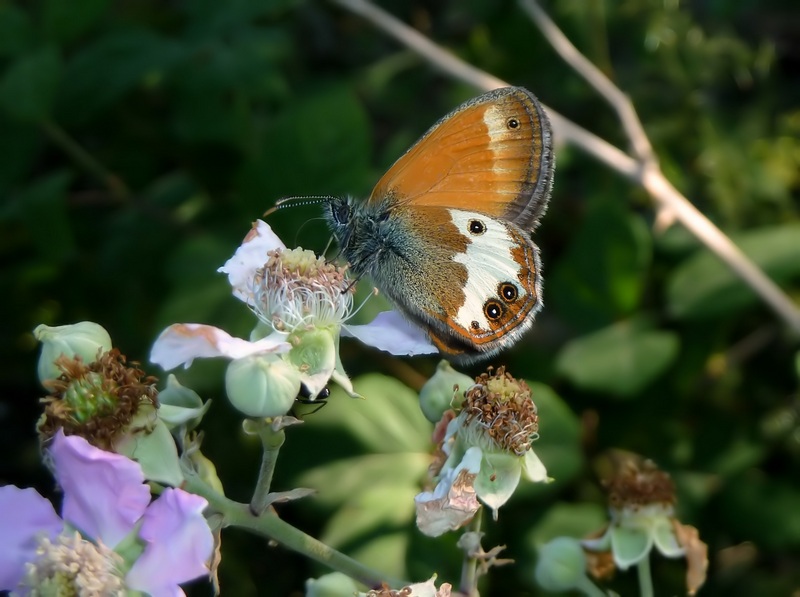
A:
[519,0,655,165]
[41,120,131,203]
[328,0,800,335]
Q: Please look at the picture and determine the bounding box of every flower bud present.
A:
[34,322,112,385]
[157,374,210,432]
[225,354,300,418]
[535,537,588,591]
[305,572,359,597]
[419,360,474,422]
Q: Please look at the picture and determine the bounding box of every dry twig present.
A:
[329,0,800,334]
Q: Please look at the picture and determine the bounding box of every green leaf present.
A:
[237,84,372,208]
[14,170,75,261]
[0,115,42,192]
[518,383,583,496]
[321,484,417,548]
[292,373,432,579]
[57,29,184,125]
[298,452,430,509]
[721,473,800,549]
[348,531,412,583]
[548,198,652,330]
[0,4,34,57]
[0,45,62,122]
[526,502,607,547]
[303,373,433,454]
[154,234,235,329]
[42,0,111,43]
[556,319,680,397]
[667,223,800,320]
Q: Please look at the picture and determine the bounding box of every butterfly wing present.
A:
[369,87,554,231]
[372,206,543,363]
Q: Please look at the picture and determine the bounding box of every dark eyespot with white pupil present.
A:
[507,118,520,130]
[499,282,518,303]
[484,300,503,322]
[469,219,486,235]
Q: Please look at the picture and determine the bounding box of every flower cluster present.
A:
[536,457,708,595]
[0,431,213,596]
[415,365,549,537]
[150,220,435,419]
[34,322,185,486]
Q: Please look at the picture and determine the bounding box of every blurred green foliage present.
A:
[2,0,799,595]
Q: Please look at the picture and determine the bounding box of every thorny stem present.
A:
[184,472,409,589]
[459,507,484,597]
[249,419,286,515]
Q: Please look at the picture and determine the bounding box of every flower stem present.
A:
[636,555,654,597]
[459,507,483,597]
[574,576,608,597]
[184,472,407,589]
[249,419,285,515]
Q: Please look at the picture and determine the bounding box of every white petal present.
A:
[521,449,550,483]
[217,220,286,303]
[344,310,437,356]
[653,518,684,558]
[415,448,482,537]
[474,451,521,519]
[150,324,290,370]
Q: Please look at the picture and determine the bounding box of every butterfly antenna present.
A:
[263,195,336,217]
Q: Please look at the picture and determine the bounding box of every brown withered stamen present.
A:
[605,459,676,509]
[462,366,538,456]
[364,584,412,597]
[39,349,158,450]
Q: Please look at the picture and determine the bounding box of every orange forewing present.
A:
[368,87,551,226]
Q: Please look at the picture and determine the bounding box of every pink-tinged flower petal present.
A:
[0,486,63,590]
[126,489,213,597]
[673,521,708,596]
[150,323,291,370]
[344,311,437,356]
[51,431,150,548]
[415,447,481,537]
[218,220,285,304]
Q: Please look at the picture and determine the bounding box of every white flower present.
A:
[151,220,436,417]
[415,367,550,536]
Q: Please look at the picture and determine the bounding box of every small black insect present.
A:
[293,383,331,416]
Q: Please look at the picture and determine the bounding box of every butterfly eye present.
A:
[333,202,350,224]
[468,219,486,235]
[506,118,520,130]
[484,299,504,322]
[498,282,518,303]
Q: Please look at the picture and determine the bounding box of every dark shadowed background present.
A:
[1,0,799,595]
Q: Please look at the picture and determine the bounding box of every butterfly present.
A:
[327,86,554,364]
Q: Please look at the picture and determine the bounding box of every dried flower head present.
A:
[461,366,538,456]
[38,349,158,450]
[605,458,676,511]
